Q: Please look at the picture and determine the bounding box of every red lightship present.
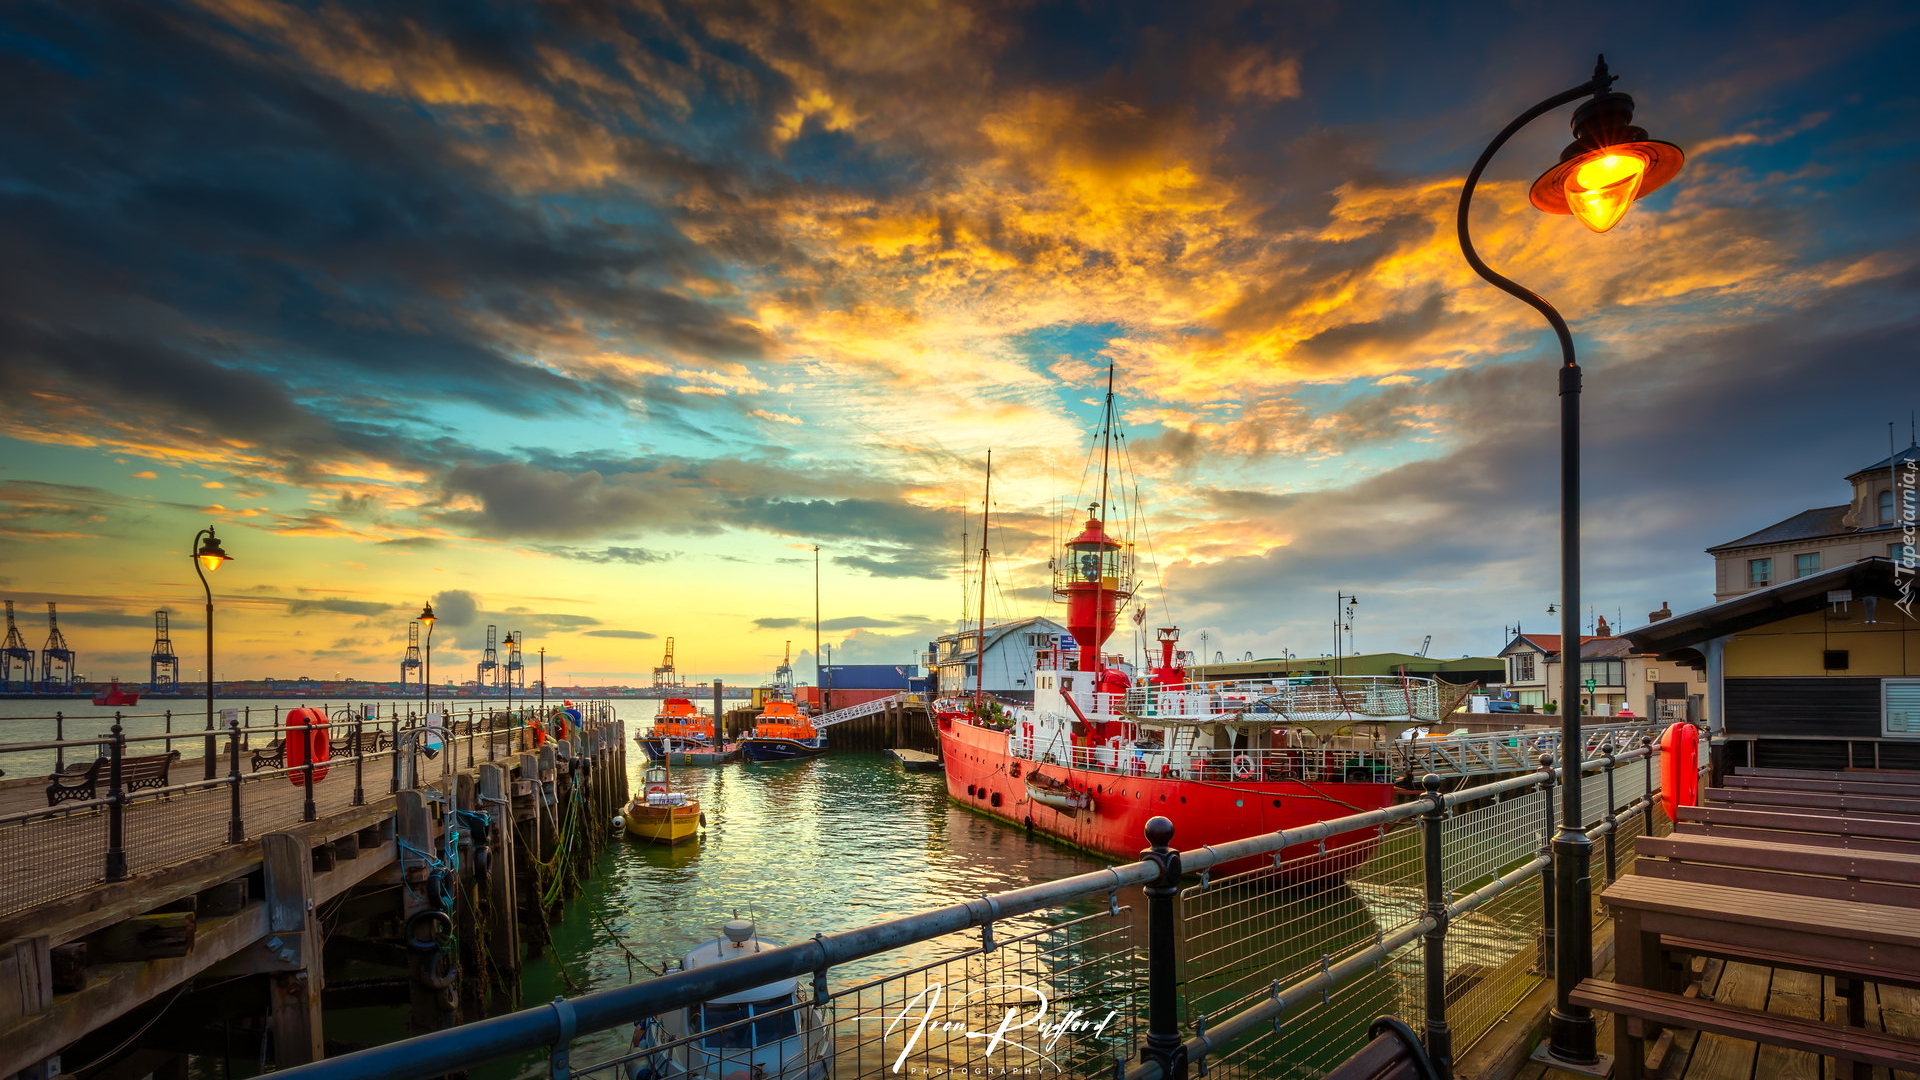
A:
[936,375,1442,880]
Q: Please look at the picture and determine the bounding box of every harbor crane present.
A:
[1417,635,1432,657]
[504,629,525,689]
[1,601,34,690]
[41,601,75,692]
[150,610,179,693]
[478,624,500,688]
[400,620,423,690]
[774,640,794,694]
[652,636,680,690]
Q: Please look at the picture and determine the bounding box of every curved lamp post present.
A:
[190,528,238,839]
[1456,55,1683,1070]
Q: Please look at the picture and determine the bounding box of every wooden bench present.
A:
[1703,785,1920,818]
[1637,833,1920,904]
[1734,765,1920,786]
[1321,1016,1440,1080]
[45,750,182,805]
[1721,773,1920,798]
[251,738,285,770]
[1571,978,1920,1073]
[1675,804,1920,848]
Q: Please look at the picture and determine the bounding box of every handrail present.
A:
[270,743,1653,1080]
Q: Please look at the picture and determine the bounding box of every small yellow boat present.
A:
[621,761,703,845]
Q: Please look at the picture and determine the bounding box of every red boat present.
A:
[937,376,1441,881]
[91,679,141,707]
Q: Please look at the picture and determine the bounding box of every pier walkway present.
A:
[0,703,627,1079]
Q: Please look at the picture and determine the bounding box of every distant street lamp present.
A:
[1456,54,1684,1072]
[417,601,436,719]
[190,528,237,837]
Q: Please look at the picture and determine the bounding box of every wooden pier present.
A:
[0,706,627,1079]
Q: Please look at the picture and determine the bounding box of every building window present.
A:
[1511,653,1536,682]
[1747,558,1772,588]
[1794,553,1821,578]
[1579,660,1625,688]
[1883,489,1897,523]
[1886,680,1920,738]
[1895,543,1915,566]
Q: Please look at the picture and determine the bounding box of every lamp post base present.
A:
[1529,1041,1613,1076]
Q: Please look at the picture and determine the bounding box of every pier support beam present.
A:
[478,762,521,1013]
[262,832,325,1067]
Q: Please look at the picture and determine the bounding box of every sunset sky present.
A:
[2,0,1915,685]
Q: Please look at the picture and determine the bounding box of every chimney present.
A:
[1648,601,1672,623]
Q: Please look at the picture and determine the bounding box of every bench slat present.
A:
[1705,786,1920,817]
[1601,876,1920,951]
[1723,774,1920,798]
[1658,936,1920,992]
[1571,978,1920,1069]
[1735,765,1920,786]
[1677,804,1920,841]
[1640,834,1920,884]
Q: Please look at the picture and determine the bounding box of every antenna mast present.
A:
[976,450,992,704]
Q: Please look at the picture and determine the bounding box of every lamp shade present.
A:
[194,531,232,573]
[1528,91,1683,232]
[419,602,437,626]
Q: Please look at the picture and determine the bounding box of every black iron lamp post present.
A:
[190,528,240,839]
[1456,55,1684,1070]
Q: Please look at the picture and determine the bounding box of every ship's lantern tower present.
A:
[1054,503,1132,670]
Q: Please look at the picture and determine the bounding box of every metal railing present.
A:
[271,733,1675,1080]
[1124,676,1443,722]
[0,700,615,919]
[811,692,924,730]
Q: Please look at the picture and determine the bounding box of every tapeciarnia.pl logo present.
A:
[1897,453,1917,619]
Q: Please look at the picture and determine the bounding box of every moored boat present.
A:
[939,371,1433,881]
[621,761,704,845]
[640,697,731,762]
[91,679,140,707]
[738,700,827,762]
[626,919,832,1080]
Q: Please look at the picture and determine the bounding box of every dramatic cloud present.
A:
[582,629,658,639]
[0,0,1910,677]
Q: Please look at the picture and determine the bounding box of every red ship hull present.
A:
[938,716,1395,880]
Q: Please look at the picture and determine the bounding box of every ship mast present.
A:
[1094,367,1115,673]
[975,450,991,704]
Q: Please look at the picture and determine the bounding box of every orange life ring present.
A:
[1658,722,1700,820]
[286,707,331,785]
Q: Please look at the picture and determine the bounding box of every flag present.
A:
[1132,608,1145,625]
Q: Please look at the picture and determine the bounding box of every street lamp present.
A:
[417,601,436,719]
[1334,593,1359,677]
[1456,55,1684,1072]
[190,527,239,838]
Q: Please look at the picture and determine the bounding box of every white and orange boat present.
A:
[737,700,826,762]
[938,373,1440,880]
[638,697,738,765]
[621,759,704,845]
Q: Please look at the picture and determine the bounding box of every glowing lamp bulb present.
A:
[194,530,232,573]
[197,552,226,573]
[1563,150,1647,233]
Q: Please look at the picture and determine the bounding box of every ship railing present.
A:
[1124,675,1442,723]
[1388,718,1666,779]
[0,699,618,921]
[266,731,1684,1080]
[1014,740,1389,784]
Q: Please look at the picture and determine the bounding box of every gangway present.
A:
[149,610,179,693]
[811,691,923,729]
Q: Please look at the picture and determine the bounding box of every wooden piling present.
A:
[261,832,324,1066]
[477,762,520,1013]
